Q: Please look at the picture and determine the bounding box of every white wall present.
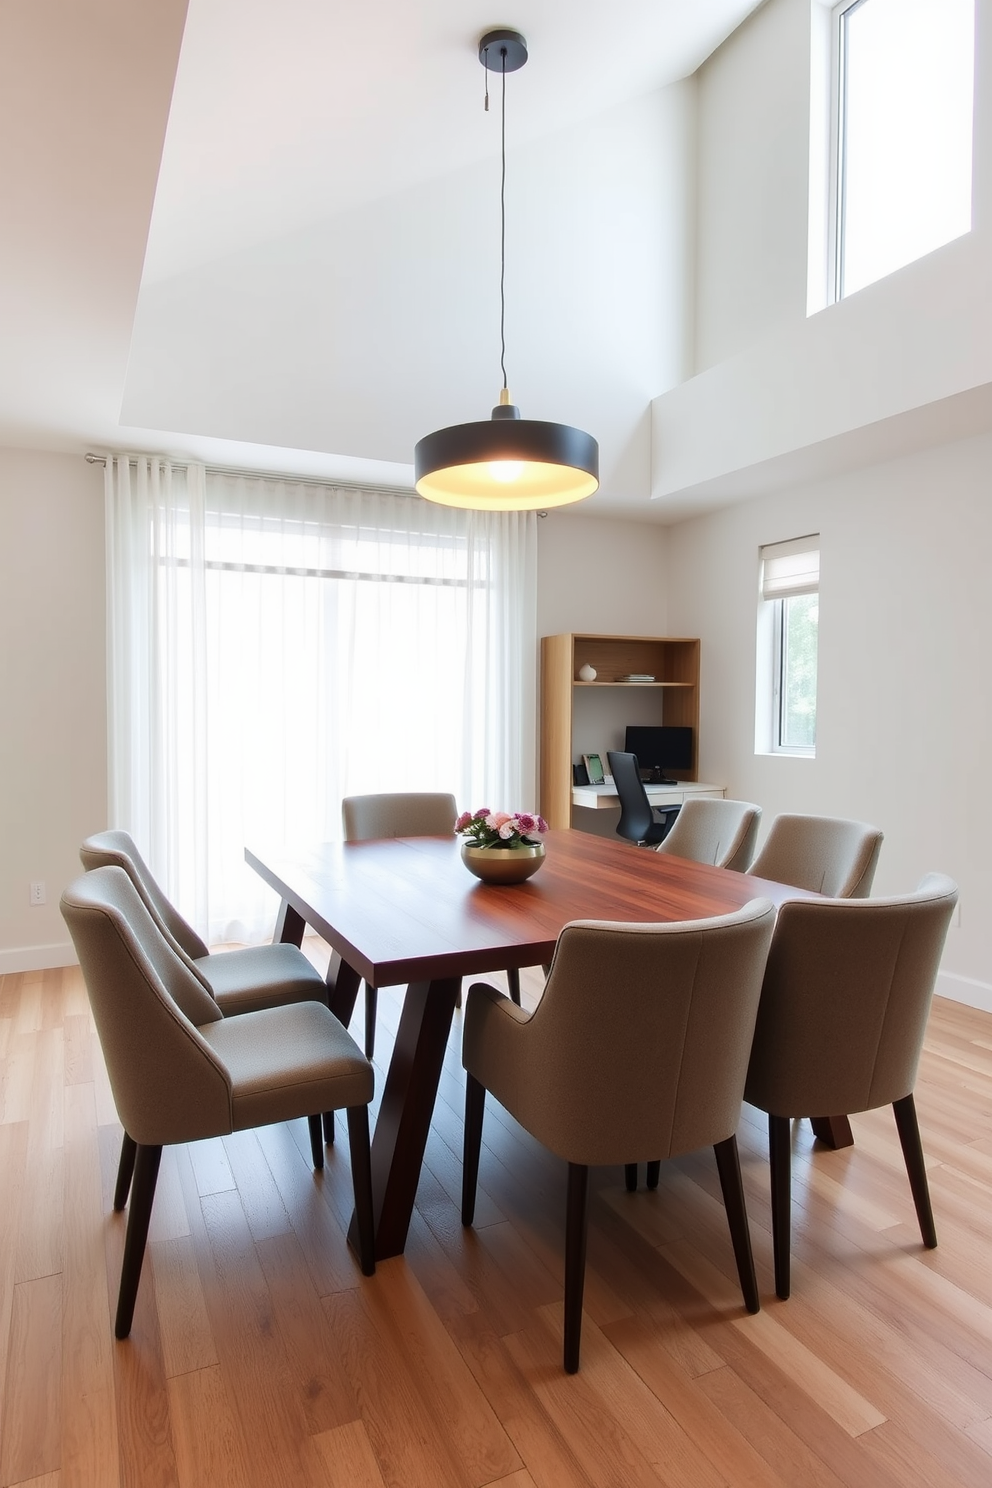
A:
[0,448,106,970]
[536,512,669,638]
[667,429,992,1011]
[694,0,811,370]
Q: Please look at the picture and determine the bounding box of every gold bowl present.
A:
[460,842,546,885]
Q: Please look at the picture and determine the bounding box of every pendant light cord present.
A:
[499,48,508,392]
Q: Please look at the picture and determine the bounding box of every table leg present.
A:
[809,1115,854,1149]
[273,899,306,946]
[348,976,461,1260]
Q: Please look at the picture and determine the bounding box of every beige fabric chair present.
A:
[461,899,777,1372]
[747,813,883,897]
[341,791,458,843]
[342,792,477,1053]
[655,797,761,873]
[61,867,375,1339]
[744,872,958,1299]
[80,830,326,1016]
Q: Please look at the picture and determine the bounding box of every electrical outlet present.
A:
[29,881,46,906]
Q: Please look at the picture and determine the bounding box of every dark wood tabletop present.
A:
[246,829,821,1260]
[246,828,812,987]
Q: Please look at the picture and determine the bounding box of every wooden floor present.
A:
[2,959,992,1488]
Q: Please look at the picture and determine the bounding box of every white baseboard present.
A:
[936,969,992,1015]
[0,942,77,975]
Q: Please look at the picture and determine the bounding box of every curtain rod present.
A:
[85,452,417,500]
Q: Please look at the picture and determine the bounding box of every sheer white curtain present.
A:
[106,456,537,943]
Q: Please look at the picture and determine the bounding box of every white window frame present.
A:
[825,0,976,307]
[755,537,819,759]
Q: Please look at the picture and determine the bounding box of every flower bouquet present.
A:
[455,809,549,884]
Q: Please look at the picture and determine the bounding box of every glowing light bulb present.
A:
[488,460,524,484]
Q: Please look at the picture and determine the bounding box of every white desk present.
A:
[571,781,726,811]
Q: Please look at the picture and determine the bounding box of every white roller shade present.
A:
[760,535,819,601]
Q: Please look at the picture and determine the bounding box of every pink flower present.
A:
[455,811,473,831]
[536,816,549,834]
[474,808,491,820]
[498,821,516,839]
[515,813,536,832]
[488,812,513,829]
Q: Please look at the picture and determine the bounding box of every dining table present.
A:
[246,828,836,1262]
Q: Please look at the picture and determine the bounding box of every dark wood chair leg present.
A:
[893,1093,937,1248]
[768,1114,792,1300]
[646,1160,661,1190]
[321,959,342,1145]
[114,1132,137,1211]
[714,1135,759,1314]
[624,1163,638,1192]
[115,1143,162,1339]
[307,1114,324,1170]
[364,982,377,1059]
[809,1114,854,1148]
[507,968,522,1006]
[462,1073,486,1225]
[564,1163,589,1374]
[346,1105,376,1276]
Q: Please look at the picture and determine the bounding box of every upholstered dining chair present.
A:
[744,873,958,1300]
[461,899,777,1372]
[80,830,327,1016]
[655,797,761,872]
[606,751,680,846]
[747,813,883,898]
[342,791,504,1050]
[61,867,375,1339]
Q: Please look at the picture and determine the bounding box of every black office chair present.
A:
[607,751,680,846]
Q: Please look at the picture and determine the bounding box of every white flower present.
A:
[498,821,515,839]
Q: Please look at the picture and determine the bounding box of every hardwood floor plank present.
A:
[167,1364,253,1488]
[322,1284,467,1488]
[254,1230,361,1436]
[312,1418,390,1488]
[61,1081,120,1488]
[355,1254,521,1484]
[151,1236,218,1380]
[0,1119,29,1451]
[1,1274,63,1484]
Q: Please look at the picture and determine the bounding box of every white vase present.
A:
[577,663,597,682]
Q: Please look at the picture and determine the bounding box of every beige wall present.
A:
[0,448,106,969]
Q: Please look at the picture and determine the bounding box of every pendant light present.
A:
[415,29,599,512]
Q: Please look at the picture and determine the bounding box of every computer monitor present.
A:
[624,725,693,778]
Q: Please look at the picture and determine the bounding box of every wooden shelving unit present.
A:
[540,633,701,829]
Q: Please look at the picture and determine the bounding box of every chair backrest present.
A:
[465,899,776,1167]
[605,752,655,844]
[745,873,958,1119]
[747,813,883,897]
[656,797,761,873]
[61,867,233,1146]
[80,829,209,961]
[342,792,457,842]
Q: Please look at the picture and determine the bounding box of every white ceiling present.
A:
[144,0,764,283]
[0,0,764,519]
